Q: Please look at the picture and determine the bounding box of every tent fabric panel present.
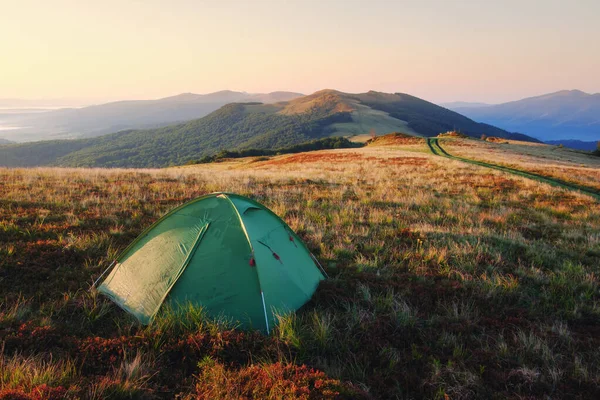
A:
[231,198,324,326]
[251,241,309,327]
[98,214,209,324]
[251,224,324,326]
[257,225,324,297]
[166,196,267,331]
[229,197,281,238]
[228,195,320,262]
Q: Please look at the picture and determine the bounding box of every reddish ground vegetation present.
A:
[260,152,429,168]
[369,156,430,166]
[0,385,67,400]
[366,133,425,146]
[260,152,366,166]
[195,361,359,399]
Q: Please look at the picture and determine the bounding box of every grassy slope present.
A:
[428,138,600,200]
[353,91,538,141]
[442,138,600,191]
[0,90,534,168]
[329,105,420,137]
[1,139,599,398]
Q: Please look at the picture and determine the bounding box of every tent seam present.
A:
[220,193,270,334]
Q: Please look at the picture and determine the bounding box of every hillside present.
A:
[1,138,599,398]
[348,91,535,141]
[447,90,600,141]
[440,101,490,108]
[2,90,303,142]
[0,90,536,168]
[439,137,600,190]
[0,102,352,167]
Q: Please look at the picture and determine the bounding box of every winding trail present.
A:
[426,138,600,201]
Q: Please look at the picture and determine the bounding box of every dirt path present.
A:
[427,138,600,201]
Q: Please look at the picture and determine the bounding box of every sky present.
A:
[1,0,599,104]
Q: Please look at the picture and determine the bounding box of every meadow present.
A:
[444,138,600,190]
[1,140,599,399]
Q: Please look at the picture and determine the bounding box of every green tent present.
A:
[97,192,325,333]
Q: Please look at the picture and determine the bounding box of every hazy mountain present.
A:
[545,139,599,152]
[0,138,15,145]
[446,90,600,141]
[0,98,90,108]
[441,101,491,109]
[0,89,536,168]
[1,91,303,142]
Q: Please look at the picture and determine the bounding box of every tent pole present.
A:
[261,291,270,334]
[91,260,116,289]
[310,253,329,278]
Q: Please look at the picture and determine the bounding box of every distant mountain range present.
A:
[545,139,598,151]
[0,91,303,142]
[440,101,491,109]
[443,90,600,141]
[0,138,14,145]
[0,89,534,168]
[0,98,90,108]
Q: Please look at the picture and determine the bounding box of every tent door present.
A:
[152,221,211,318]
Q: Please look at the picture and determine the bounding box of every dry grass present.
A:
[1,142,599,398]
[442,138,600,190]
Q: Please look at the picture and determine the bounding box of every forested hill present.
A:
[0,102,351,168]
[0,90,536,168]
[351,91,537,141]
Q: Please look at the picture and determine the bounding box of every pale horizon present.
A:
[2,87,599,109]
[2,0,599,104]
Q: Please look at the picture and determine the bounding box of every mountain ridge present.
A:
[446,90,600,141]
[545,139,599,151]
[1,91,304,142]
[0,89,537,168]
